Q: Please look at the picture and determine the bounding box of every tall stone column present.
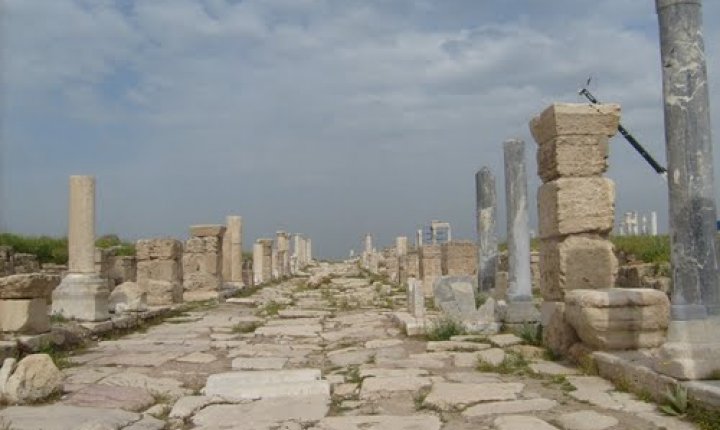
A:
[222,216,244,286]
[52,176,109,321]
[253,242,264,285]
[276,231,290,279]
[503,139,539,324]
[396,236,408,284]
[259,239,273,282]
[306,238,312,262]
[654,0,720,380]
[476,167,498,293]
[530,103,620,355]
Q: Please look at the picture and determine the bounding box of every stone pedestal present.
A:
[136,238,183,305]
[530,104,620,354]
[419,245,442,297]
[258,239,273,282]
[0,274,59,333]
[253,242,264,285]
[52,176,110,321]
[183,225,225,302]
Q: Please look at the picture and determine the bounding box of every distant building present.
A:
[422,220,452,245]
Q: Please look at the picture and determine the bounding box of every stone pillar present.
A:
[253,242,264,285]
[52,176,110,321]
[650,211,658,236]
[271,248,279,280]
[503,139,539,324]
[654,0,720,380]
[258,239,273,282]
[476,167,498,294]
[136,238,183,305]
[530,103,620,354]
[407,277,425,319]
[276,231,290,279]
[306,238,312,262]
[416,229,423,248]
[222,216,244,286]
[396,236,408,284]
[362,234,373,270]
[183,225,225,301]
[419,244,442,297]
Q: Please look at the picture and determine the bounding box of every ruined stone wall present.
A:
[183,225,225,301]
[419,244,442,297]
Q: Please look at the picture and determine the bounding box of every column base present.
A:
[51,273,110,322]
[653,318,720,380]
[504,300,540,324]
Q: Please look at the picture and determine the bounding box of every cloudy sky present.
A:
[1,0,719,259]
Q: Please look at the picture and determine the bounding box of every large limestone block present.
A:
[0,299,50,334]
[0,274,60,299]
[538,178,615,239]
[189,224,226,238]
[143,279,183,305]
[540,236,618,301]
[108,281,147,313]
[433,276,477,319]
[137,260,182,283]
[135,238,182,260]
[538,135,609,182]
[530,103,620,145]
[4,354,63,404]
[565,289,670,350]
[541,301,579,356]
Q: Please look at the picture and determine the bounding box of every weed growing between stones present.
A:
[546,375,576,392]
[517,323,542,346]
[232,321,262,333]
[413,386,432,410]
[37,343,75,370]
[425,317,465,341]
[475,293,488,309]
[687,404,720,430]
[259,300,284,316]
[345,366,361,384]
[660,385,688,416]
[476,351,530,375]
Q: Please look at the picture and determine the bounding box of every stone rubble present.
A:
[0,263,703,429]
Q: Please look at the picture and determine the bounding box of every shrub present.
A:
[611,235,670,264]
[426,316,465,341]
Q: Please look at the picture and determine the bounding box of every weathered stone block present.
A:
[137,260,181,283]
[189,224,226,238]
[530,103,620,145]
[538,135,609,182]
[0,274,60,299]
[419,245,442,297]
[135,238,182,260]
[538,178,615,238]
[539,235,617,301]
[143,279,183,305]
[565,288,670,350]
[441,241,478,276]
[0,298,50,333]
[541,301,579,356]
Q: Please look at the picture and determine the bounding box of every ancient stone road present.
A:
[0,263,698,429]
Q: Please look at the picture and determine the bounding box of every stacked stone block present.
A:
[258,239,273,283]
[136,238,183,306]
[441,241,478,277]
[0,274,59,334]
[12,254,40,274]
[0,246,14,276]
[530,103,620,354]
[183,225,225,301]
[419,244,442,297]
[276,231,290,279]
[222,216,244,286]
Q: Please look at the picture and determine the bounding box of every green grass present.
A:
[611,235,670,263]
[232,321,262,333]
[425,316,466,341]
[476,351,531,375]
[517,324,543,346]
[0,232,136,264]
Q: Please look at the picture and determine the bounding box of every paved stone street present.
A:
[0,263,698,429]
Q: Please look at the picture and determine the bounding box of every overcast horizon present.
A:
[1,0,719,259]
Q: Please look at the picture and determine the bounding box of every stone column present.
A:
[183,225,225,301]
[407,277,425,319]
[253,242,264,285]
[416,229,423,248]
[52,176,110,321]
[650,211,658,236]
[222,216,244,286]
[362,234,373,270]
[654,0,720,380]
[306,238,312,262]
[476,167,498,294]
[503,139,539,325]
[530,103,620,354]
[276,231,290,279]
[396,236,408,284]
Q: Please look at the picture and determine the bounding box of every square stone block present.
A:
[537,135,609,182]
[530,103,620,145]
[0,298,50,333]
[189,224,226,238]
[137,260,182,283]
[538,178,615,239]
[441,241,478,276]
[135,238,182,260]
[142,279,183,305]
[539,235,618,301]
[565,288,670,350]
